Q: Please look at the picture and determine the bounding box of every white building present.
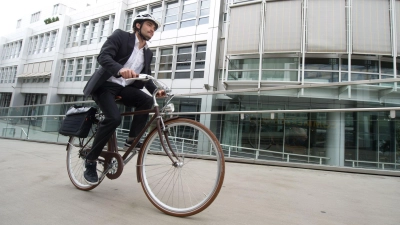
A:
[1,0,400,171]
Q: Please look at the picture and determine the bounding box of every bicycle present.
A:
[65,75,225,217]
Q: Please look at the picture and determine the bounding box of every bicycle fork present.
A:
[157,117,181,167]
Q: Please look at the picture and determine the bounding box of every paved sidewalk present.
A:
[0,139,399,225]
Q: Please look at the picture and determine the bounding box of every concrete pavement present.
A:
[0,139,399,225]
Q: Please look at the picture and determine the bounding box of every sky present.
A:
[0,0,94,37]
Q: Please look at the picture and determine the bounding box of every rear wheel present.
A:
[66,136,105,191]
[138,118,225,217]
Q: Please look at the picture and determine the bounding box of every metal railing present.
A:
[345,160,400,170]
[1,95,400,173]
[222,144,329,165]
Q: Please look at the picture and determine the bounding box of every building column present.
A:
[200,0,224,137]
[10,28,33,107]
[41,15,71,132]
[112,0,128,31]
[326,112,345,166]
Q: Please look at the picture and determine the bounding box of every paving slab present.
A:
[0,139,399,225]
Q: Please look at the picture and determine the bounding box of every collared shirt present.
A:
[107,33,147,87]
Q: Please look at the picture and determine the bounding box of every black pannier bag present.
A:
[59,106,97,138]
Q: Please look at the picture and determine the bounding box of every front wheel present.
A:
[138,118,225,217]
[66,136,105,191]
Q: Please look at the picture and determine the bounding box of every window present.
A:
[6,68,11,83]
[381,61,394,75]
[11,66,17,83]
[199,0,210,25]
[65,27,72,48]
[84,57,93,81]
[37,35,45,54]
[53,4,59,15]
[60,60,66,82]
[15,41,22,58]
[151,5,163,25]
[153,43,206,79]
[27,31,56,54]
[95,60,100,72]
[110,15,115,32]
[0,66,17,84]
[4,45,10,59]
[32,36,39,54]
[31,12,40,23]
[23,93,47,106]
[303,58,339,70]
[175,46,192,79]
[261,58,298,81]
[164,1,179,30]
[10,43,16,59]
[194,45,206,78]
[158,48,173,79]
[100,18,110,42]
[81,23,89,45]
[16,19,21,28]
[3,68,7,83]
[27,38,34,55]
[49,31,58,51]
[1,45,6,59]
[228,58,260,81]
[72,25,80,47]
[0,93,12,107]
[125,8,148,32]
[40,33,49,53]
[181,0,197,28]
[0,68,4,83]
[90,20,99,44]
[125,12,133,31]
[7,44,12,59]
[150,49,156,77]
[75,58,83,81]
[66,60,74,82]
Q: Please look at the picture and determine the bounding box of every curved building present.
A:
[220,0,400,170]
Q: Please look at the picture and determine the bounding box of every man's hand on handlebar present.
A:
[119,68,138,79]
[156,90,166,98]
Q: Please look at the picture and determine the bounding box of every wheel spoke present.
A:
[139,119,225,216]
[66,136,104,191]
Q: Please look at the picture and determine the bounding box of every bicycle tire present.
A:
[66,136,104,191]
[138,118,225,217]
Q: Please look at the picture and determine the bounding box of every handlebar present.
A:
[126,74,172,94]
[127,74,174,108]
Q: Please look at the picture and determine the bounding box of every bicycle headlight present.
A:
[164,103,175,113]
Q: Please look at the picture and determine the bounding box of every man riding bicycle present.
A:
[82,13,165,184]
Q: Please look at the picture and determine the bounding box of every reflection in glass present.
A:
[342,59,379,73]
[193,71,204,78]
[381,61,394,74]
[228,71,258,80]
[262,70,297,81]
[158,72,171,79]
[351,73,379,81]
[304,72,339,82]
[181,20,196,28]
[263,58,298,70]
[303,58,339,70]
[175,72,190,79]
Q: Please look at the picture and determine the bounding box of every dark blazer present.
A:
[83,29,156,97]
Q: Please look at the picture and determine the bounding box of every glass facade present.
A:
[214,95,400,170]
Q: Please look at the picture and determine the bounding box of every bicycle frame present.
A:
[97,78,179,182]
